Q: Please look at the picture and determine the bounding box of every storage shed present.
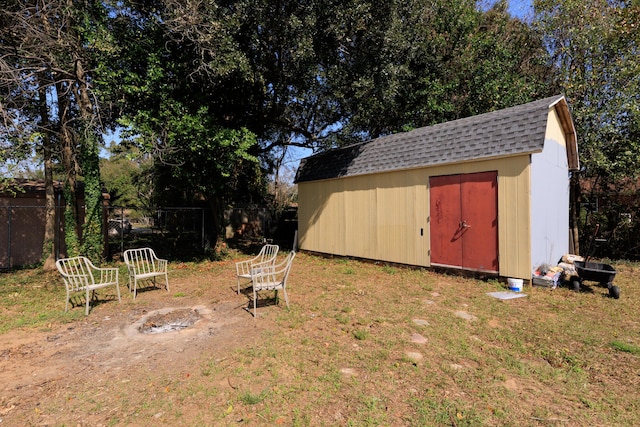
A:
[294,95,580,280]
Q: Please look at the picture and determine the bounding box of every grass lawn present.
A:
[1,252,639,426]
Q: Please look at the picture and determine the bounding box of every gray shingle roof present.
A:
[295,95,569,183]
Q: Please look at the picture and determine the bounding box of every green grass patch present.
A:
[610,340,640,355]
[352,328,369,340]
[239,390,267,405]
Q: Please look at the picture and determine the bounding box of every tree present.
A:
[0,0,112,265]
[152,0,349,152]
[332,0,555,139]
[534,0,640,255]
[95,1,262,246]
[125,101,260,246]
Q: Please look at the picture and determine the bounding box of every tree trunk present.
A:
[38,73,57,270]
[74,58,105,261]
[570,172,581,255]
[57,80,81,255]
[207,198,223,254]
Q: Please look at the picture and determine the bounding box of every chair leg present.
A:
[164,272,169,291]
[85,289,91,315]
[115,283,121,303]
[133,278,138,299]
[282,288,289,308]
[253,289,258,318]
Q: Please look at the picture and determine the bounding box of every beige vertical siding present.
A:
[371,172,422,264]
[298,156,532,279]
[495,157,532,279]
[546,108,567,151]
[298,179,347,255]
[344,176,377,258]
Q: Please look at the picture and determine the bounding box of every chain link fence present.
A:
[105,206,213,261]
[1,203,297,268]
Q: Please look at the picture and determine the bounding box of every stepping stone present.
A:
[406,351,423,362]
[503,378,518,390]
[412,319,429,326]
[454,310,477,321]
[340,368,357,377]
[423,300,435,305]
[410,333,427,344]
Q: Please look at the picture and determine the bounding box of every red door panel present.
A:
[429,175,462,267]
[461,171,499,272]
[430,172,499,273]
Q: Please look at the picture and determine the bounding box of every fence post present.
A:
[1,206,11,269]
[102,194,110,259]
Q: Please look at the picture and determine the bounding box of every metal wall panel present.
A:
[299,156,533,279]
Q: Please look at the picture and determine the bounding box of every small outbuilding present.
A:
[294,95,579,280]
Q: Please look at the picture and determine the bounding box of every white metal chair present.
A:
[249,251,295,318]
[55,256,121,315]
[123,247,169,298]
[235,244,279,294]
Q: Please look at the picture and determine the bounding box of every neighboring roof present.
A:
[0,179,62,196]
[295,95,579,183]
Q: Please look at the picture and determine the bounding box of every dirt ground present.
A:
[0,260,269,426]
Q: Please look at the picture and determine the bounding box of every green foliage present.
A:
[382,265,397,275]
[63,184,80,257]
[535,0,640,180]
[332,0,554,140]
[80,129,105,261]
[127,98,260,203]
[534,0,640,253]
[100,155,142,208]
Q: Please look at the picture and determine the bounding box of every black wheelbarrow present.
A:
[567,224,620,299]
[571,260,620,299]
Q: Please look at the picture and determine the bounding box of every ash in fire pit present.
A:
[139,308,201,334]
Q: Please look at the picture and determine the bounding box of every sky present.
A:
[505,0,534,19]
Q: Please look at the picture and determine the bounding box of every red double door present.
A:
[429,171,499,273]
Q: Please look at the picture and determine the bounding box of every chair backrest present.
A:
[261,251,295,278]
[56,256,93,291]
[280,251,295,285]
[259,244,279,263]
[123,247,157,274]
[251,251,295,289]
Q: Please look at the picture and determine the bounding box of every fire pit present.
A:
[138,308,201,334]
